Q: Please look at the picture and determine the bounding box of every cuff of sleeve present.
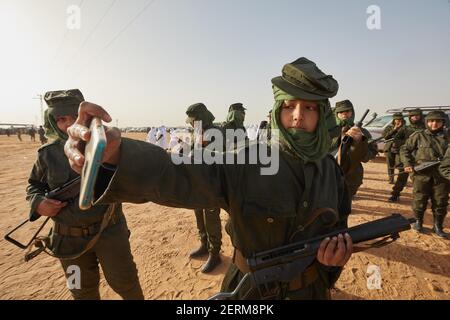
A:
[29,195,45,221]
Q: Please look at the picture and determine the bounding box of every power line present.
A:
[63,0,118,73]
[101,0,156,53]
[71,0,157,81]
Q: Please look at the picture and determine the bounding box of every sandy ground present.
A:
[0,133,448,300]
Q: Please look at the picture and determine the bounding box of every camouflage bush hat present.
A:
[425,111,447,121]
[335,100,354,113]
[271,57,338,101]
[392,112,404,120]
[408,108,423,117]
[228,103,246,113]
[44,89,84,117]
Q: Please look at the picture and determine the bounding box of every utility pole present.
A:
[33,94,44,125]
[116,119,119,128]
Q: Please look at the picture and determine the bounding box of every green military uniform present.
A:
[222,103,248,150]
[37,126,47,144]
[29,127,36,141]
[382,113,406,184]
[256,110,272,142]
[439,147,450,181]
[388,109,426,201]
[26,89,143,300]
[400,111,449,237]
[93,58,351,299]
[185,103,223,273]
[331,100,378,197]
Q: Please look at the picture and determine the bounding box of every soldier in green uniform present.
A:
[185,103,223,273]
[65,57,354,300]
[222,103,247,150]
[388,108,426,202]
[28,126,36,142]
[256,110,272,142]
[401,111,449,237]
[26,89,144,300]
[382,113,406,184]
[38,125,47,145]
[331,100,378,197]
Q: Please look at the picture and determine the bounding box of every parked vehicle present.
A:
[364,106,450,152]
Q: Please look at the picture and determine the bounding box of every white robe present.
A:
[146,127,157,144]
[155,126,168,149]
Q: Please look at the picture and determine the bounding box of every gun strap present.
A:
[25,204,116,262]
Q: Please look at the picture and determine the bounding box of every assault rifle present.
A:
[368,137,394,144]
[4,177,80,260]
[209,213,414,300]
[337,109,370,172]
[393,160,442,176]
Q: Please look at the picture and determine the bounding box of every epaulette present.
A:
[409,130,423,138]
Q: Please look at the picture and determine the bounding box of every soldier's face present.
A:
[427,119,444,131]
[56,115,76,133]
[410,115,421,123]
[337,110,353,120]
[394,119,404,127]
[280,100,319,133]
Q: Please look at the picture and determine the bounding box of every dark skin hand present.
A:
[65,102,353,267]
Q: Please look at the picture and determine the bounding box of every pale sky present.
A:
[1,0,449,127]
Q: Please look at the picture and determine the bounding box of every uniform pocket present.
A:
[242,199,297,218]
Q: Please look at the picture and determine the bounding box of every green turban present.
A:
[271,86,331,163]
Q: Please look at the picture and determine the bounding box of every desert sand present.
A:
[0,133,448,300]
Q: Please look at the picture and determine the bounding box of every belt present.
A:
[54,211,121,237]
[233,248,319,292]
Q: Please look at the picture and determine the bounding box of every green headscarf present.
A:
[334,109,355,127]
[186,103,215,129]
[43,108,69,140]
[225,110,245,128]
[271,86,331,163]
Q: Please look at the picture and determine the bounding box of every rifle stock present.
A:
[4,177,81,250]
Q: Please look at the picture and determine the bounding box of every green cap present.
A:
[425,111,447,121]
[44,89,84,117]
[271,57,338,101]
[228,103,246,112]
[408,108,422,117]
[392,112,404,120]
[335,100,354,113]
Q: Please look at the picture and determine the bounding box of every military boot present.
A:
[433,216,447,238]
[201,253,221,273]
[189,242,208,258]
[412,214,423,232]
[388,194,399,202]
